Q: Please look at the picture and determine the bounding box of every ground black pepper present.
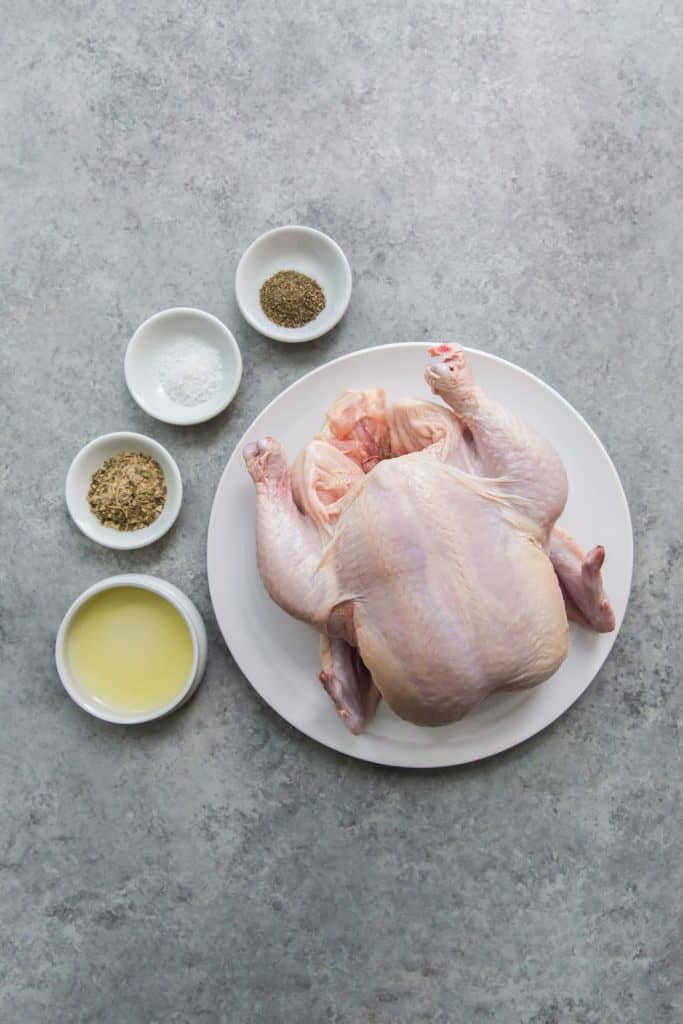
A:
[259,270,326,328]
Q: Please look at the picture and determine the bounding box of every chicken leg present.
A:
[244,438,334,629]
[422,346,613,631]
[426,344,568,532]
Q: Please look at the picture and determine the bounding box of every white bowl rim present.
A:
[124,306,243,425]
[55,573,201,724]
[65,430,183,550]
[234,225,353,343]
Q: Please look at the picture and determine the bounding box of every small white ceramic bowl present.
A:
[55,574,208,725]
[66,431,182,550]
[235,225,352,342]
[125,307,242,425]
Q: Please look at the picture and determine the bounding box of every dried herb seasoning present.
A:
[87,451,167,531]
[259,270,326,328]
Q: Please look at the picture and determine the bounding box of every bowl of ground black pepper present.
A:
[235,226,352,342]
[65,432,183,549]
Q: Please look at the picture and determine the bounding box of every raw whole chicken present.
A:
[244,345,614,734]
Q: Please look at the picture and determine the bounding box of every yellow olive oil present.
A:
[66,587,194,715]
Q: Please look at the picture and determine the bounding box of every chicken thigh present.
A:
[244,345,614,734]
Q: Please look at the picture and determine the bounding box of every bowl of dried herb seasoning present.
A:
[65,432,183,550]
[235,225,352,342]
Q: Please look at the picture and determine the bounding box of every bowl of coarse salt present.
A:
[125,308,242,425]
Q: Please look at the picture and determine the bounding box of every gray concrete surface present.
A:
[2,1,681,1021]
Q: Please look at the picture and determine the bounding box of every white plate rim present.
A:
[207,343,633,768]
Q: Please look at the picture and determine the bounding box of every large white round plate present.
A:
[208,344,632,768]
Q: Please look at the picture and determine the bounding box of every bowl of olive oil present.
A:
[56,575,207,724]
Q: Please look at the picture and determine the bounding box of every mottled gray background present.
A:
[1,1,681,1021]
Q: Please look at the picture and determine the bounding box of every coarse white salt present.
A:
[159,336,224,406]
